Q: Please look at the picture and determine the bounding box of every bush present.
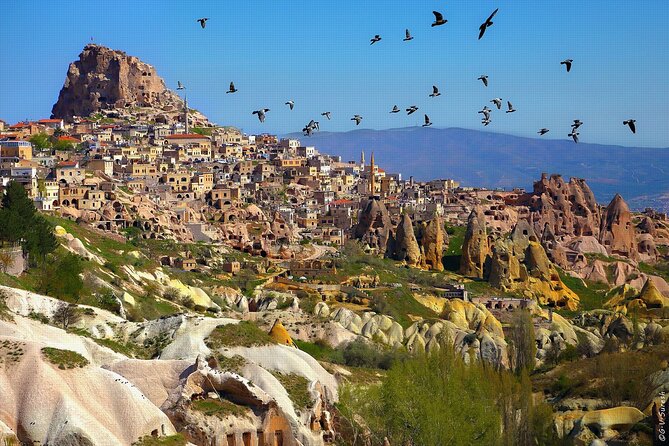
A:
[41,347,89,369]
[205,321,275,349]
[35,252,84,302]
[97,289,121,314]
[52,303,81,329]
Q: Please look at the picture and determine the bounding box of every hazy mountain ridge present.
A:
[287,127,669,211]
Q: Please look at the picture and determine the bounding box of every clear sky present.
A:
[1,1,668,147]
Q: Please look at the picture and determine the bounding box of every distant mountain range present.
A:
[286,127,669,212]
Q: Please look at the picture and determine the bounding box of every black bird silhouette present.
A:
[303,120,319,136]
[406,105,419,115]
[481,118,492,127]
[252,109,270,123]
[370,35,382,45]
[538,128,550,136]
[571,119,583,130]
[351,115,363,125]
[506,101,516,113]
[478,75,488,87]
[491,98,502,110]
[478,107,491,120]
[623,119,636,134]
[177,81,185,90]
[390,105,400,113]
[197,18,209,29]
[561,59,573,72]
[285,100,294,110]
[226,82,237,94]
[568,131,579,143]
[432,11,447,27]
[478,8,499,39]
[404,29,414,41]
[429,86,441,97]
[321,112,331,120]
[422,114,432,127]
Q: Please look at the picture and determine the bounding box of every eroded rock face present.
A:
[353,198,392,254]
[52,44,182,120]
[459,207,489,278]
[599,194,638,260]
[392,213,421,267]
[487,223,579,310]
[519,174,601,239]
[419,215,446,271]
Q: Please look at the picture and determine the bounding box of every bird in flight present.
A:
[422,114,432,127]
[252,109,270,123]
[561,59,573,72]
[197,18,209,29]
[177,81,185,90]
[568,131,579,143]
[571,119,583,131]
[478,107,491,120]
[351,115,363,125]
[538,128,550,136]
[623,119,636,134]
[321,112,331,120]
[370,35,382,45]
[406,106,419,115]
[478,8,499,40]
[432,11,447,27]
[303,120,319,136]
[285,100,295,110]
[481,118,492,127]
[491,98,502,110]
[404,29,414,41]
[390,105,400,114]
[506,101,516,113]
[226,82,237,94]
[478,75,489,87]
[430,86,441,97]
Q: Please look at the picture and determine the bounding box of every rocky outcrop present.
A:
[52,45,184,120]
[392,213,421,267]
[353,198,392,254]
[487,222,579,310]
[419,215,446,271]
[518,174,601,239]
[540,223,568,268]
[459,207,489,278]
[605,277,669,314]
[599,194,638,260]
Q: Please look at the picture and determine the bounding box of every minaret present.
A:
[369,151,376,196]
[183,95,189,134]
[361,150,365,167]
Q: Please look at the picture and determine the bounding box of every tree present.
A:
[0,181,58,264]
[36,252,84,302]
[52,302,81,329]
[509,309,536,375]
[29,132,52,150]
[53,140,75,151]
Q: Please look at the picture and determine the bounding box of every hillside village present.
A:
[2,45,669,446]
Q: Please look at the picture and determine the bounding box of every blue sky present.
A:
[1,1,668,147]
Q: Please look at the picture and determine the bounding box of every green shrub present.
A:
[205,321,275,349]
[41,347,89,369]
[272,372,312,410]
[191,398,251,419]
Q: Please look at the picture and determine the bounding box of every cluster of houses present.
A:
[0,116,474,249]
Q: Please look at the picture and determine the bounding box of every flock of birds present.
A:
[194,9,638,142]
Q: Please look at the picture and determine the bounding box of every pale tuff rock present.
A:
[353,198,393,254]
[419,215,446,271]
[52,45,181,120]
[392,213,421,267]
[599,194,639,260]
[459,207,489,278]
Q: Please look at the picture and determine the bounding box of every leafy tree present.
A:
[53,140,75,151]
[29,132,52,150]
[36,252,84,302]
[509,309,536,375]
[52,302,81,329]
[0,181,58,263]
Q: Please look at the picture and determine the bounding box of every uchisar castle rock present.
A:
[0,45,668,446]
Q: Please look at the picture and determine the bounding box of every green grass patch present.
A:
[215,354,247,373]
[559,272,608,311]
[368,287,438,329]
[271,372,313,410]
[133,434,187,446]
[41,347,89,369]
[205,321,275,349]
[294,339,343,363]
[191,398,251,419]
